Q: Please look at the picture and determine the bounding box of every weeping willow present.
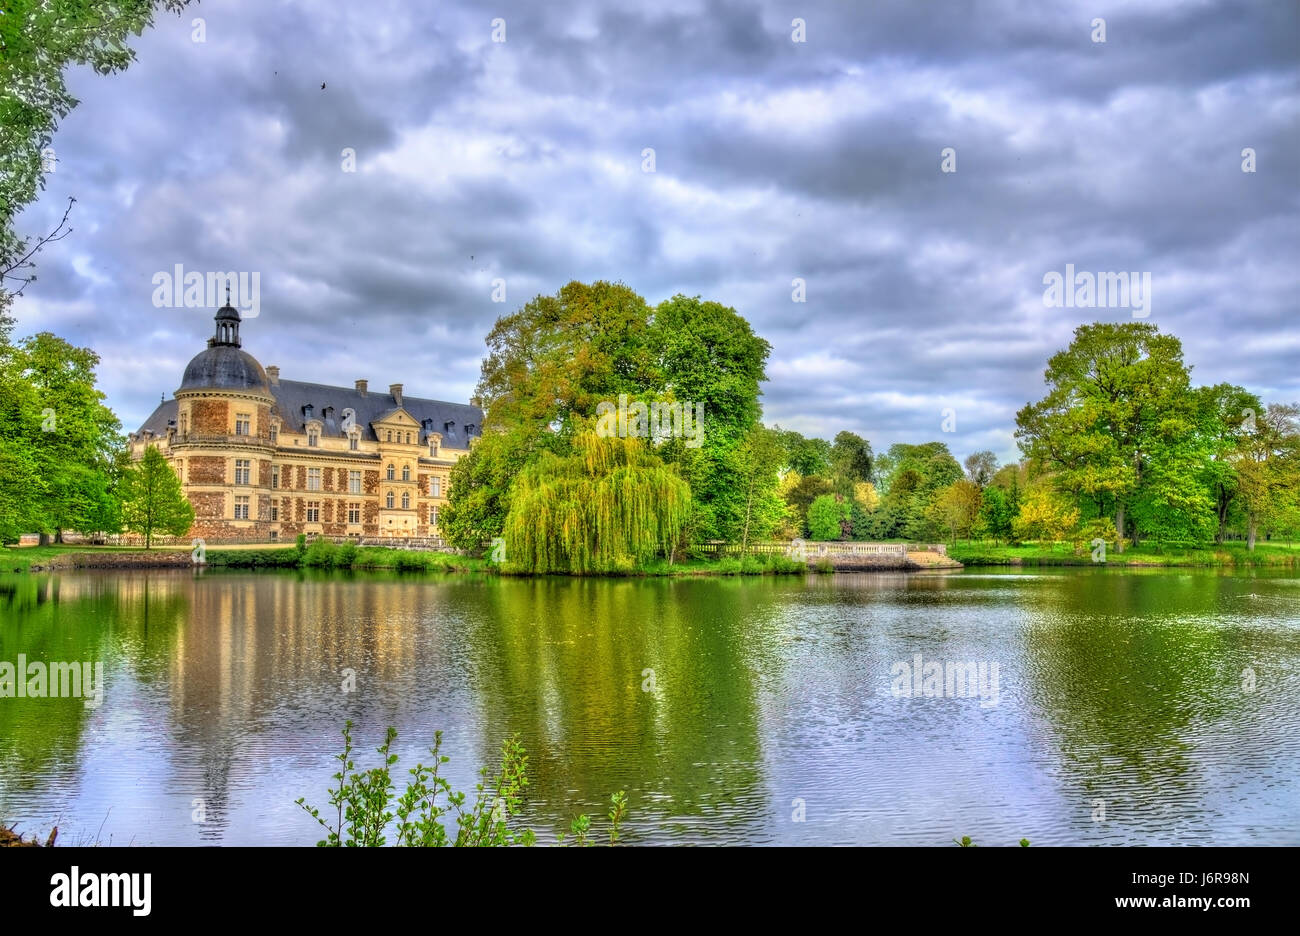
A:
[503,432,692,573]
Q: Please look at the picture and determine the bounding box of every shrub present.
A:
[333,542,359,569]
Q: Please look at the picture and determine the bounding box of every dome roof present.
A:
[178,344,271,395]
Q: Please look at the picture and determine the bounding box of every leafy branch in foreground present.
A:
[296,721,627,846]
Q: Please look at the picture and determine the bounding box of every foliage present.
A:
[297,721,629,847]
[118,445,192,548]
[807,494,851,540]
[503,431,691,573]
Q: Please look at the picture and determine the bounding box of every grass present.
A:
[948,540,1300,567]
[0,542,815,577]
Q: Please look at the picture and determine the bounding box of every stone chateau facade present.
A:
[129,301,481,543]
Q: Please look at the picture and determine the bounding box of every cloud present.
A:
[11,0,1299,468]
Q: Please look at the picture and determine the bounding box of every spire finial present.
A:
[225,283,232,306]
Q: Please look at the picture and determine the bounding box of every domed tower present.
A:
[169,296,277,541]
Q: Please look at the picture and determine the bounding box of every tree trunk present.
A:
[1114,504,1125,554]
[1247,515,1257,551]
[38,532,51,547]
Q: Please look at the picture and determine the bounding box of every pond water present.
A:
[1,567,1297,845]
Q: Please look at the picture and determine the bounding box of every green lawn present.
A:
[947,540,1300,567]
[0,543,189,573]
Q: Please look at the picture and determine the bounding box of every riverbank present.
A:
[0,543,820,577]
[948,541,1300,567]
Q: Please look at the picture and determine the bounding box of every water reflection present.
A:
[0,567,1296,845]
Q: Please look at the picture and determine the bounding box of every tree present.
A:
[1012,484,1080,545]
[732,425,787,550]
[1015,323,1195,552]
[927,480,982,544]
[775,429,832,477]
[807,494,851,541]
[120,446,193,548]
[963,450,999,486]
[973,484,1013,544]
[831,431,874,483]
[1194,383,1265,543]
[502,432,690,573]
[1233,403,1300,550]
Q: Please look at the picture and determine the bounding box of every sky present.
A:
[11,0,1299,466]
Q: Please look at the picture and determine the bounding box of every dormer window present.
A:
[308,429,319,447]
[349,434,359,451]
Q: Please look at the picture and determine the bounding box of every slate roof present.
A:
[134,377,482,447]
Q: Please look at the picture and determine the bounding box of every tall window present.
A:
[234,495,250,519]
[270,503,279,521]
[307,429,319,447]
[429,506,438,526]
[306,502,320,523]
[269,424,278,444]
[385,491,395,509]
[405,432,411,444]
[349,434,358,451]
[180,413,188,435]
[401,465,410,481]
[347,504,361,524]
[235,413,251,435]
[401,492,410,509]
[386,431,392,442]
[429,439,439,457]
[234,459,251,485]
[271,465,279,489]
[175,459,185,482]
[307,468,321,491]
[429,477,440,498]
[386,464,395,480]
[349,470,361,494]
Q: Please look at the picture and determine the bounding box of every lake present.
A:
[1,567,1297,845]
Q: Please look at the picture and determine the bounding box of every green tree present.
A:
[807,494,850,541]
[120,445,193,548]
[963,450,999,486]
[1015,323,1196,552]
[503,432,690,573]
[1233,403,1300,550]
[831,431,874,483]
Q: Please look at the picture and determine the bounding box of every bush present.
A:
[303,539,336,568]
[333,542,359,569]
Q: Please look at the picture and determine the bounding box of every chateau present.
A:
[129,301,481,543]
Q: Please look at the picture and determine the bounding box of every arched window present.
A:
[385,491,395,509]
[386,464,395,480]
[401,492,410,509]
[386,430,392,442]
[401,465,410,481]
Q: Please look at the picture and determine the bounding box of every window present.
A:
[349,435,358,451]
[234,459,251,485]
[306,502,320,523]
[307,468,321,491]
[270,503,279,521]
[401,492,410,510]
[271,465,279,489]
[176,459,185,482]
[234,495,250,520]
[401,464,410,481]
[269,424,278,444]
[406,432,412,444]
[180,413,188,435]
[429,440,438,457]
[349,470,361,494]
[235,413,251,435]
[308,429,319,447]
[429,476,440,498]
[386,464,395,480]
[429,506,438,526]
[348,504,361,524]
[386,431,392,442]
[385,491,395,509]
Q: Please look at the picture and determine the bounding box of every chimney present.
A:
[266,365,280,386]
[389,383,403,407]
[355,379,368,397]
